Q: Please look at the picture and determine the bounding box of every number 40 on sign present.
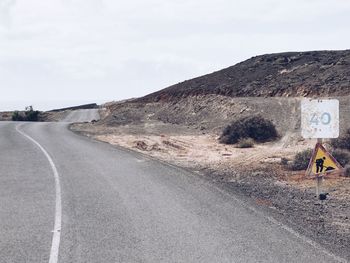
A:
[301,99,339,139]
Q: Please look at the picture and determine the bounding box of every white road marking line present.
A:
[16,124,62,263]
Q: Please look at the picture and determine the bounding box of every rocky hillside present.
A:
[138,50,350,102]
[99,50,350,138]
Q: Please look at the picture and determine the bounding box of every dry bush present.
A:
[281,157,289,166]
[344,165,350,177]
[219,115,278,144]
[331,149,350,167]
[290,149,313,171]
[12,106,40,122]
[331,129,350,150]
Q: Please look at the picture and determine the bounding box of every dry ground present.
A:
[86,126,349,201]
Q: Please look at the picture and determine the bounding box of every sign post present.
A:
[316,138,323,197]
[301,99,341,199]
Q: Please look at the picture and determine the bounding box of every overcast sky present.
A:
[1,0,350,110]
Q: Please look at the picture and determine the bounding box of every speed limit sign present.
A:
[301,99,339,139]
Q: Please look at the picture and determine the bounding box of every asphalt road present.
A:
[0,111,346,263]
[62,109,100,123]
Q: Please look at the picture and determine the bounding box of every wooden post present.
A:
[316,138,323,199]
[316,176,322,197]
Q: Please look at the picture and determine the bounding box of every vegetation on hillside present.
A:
[329,132,350,170]
[219,115,278,145]
[331,129,350,151]
[331,149,350,167]
[12,106,40,122]
[290,149,313,171]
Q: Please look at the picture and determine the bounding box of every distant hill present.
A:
[49,103,98,112]
[138,50,350,102]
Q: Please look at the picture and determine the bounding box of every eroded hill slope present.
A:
[139,50,350,102]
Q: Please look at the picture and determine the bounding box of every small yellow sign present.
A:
[307,143,342,176]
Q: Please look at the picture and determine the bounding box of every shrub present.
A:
[219,115,278,144]
[11,106,40,122]
[344,165,350,177]
[25,109,40,121]
[236,138,254,148]
[331,149,350,167]
[12,111,24,121]
[281,157,289,165]
[330,129,350,150]
[290,149,313,171]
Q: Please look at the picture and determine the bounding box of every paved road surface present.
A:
[62,109,100,123]
[0,111,346,263]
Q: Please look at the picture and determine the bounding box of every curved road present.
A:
[0,111,346,263]
[62,109,100,123]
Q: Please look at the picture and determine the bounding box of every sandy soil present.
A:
[95,131,350,200]
[95,133,303,171]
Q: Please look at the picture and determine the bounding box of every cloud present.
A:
[0,0,16,26]
[0,0,350,110]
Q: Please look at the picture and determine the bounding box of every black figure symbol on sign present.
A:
[315,157,326,173]
[315,157,335,173]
